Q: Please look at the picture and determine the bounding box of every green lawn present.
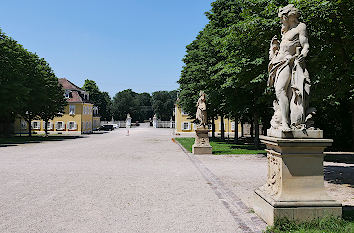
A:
[0,135,83,146]
[265,212,354,233]
[175,137,265,155]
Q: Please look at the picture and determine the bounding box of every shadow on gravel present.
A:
[324,165,354,187]
[0,135,85,147]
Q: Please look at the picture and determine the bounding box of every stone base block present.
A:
[267,128,323,139]
[254,189,342,226]
[192,145,212,155]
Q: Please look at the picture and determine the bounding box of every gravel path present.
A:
[1,127,351,233]
[0,128,251,233]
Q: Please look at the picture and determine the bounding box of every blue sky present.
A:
[0,0,213,97]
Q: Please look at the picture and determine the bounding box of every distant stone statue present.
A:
[268,4,313,132]
[196,91,207,127]
[126,113,131,127]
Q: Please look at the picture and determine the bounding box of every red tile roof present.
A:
[67,91,84,103]
[58,78,83,91]
[58,78,92,103]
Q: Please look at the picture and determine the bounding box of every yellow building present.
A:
[174,104,241,135]
[14,78,100,135]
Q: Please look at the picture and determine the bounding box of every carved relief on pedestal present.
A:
[194,131,210,146]
[260,151,281,197]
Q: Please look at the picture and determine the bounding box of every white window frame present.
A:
[21,120,27,130]
[67,121,77,130]
[208,123,213,130]
[43,121,53,130]
[231,122,236,131]
[219,122,226,130]
[64,91,71,99]
[55,121,65,130]
[69,105,76,115]
[31,121,41,130]
[181,122,191,131]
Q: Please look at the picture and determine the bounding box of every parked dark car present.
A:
[99,124,114,131]
[135,121,140,126]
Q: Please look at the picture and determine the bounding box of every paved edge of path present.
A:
[172,138,267,233]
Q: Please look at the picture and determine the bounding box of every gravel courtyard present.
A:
[0,127,352,233]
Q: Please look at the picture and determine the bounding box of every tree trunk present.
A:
[241,120,244,137]
[44,119,48,137]
[254,114,260,149]
[220,115,225,141]
[352,100,354,151]
[233,115,238,144]
[250,120,254,139]
[27,116,32,137]
[212,118,215,139]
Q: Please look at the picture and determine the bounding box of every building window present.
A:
[21,120,27,130]
[69,105,75,115]
[219,122,226,130]
[68,121,76,130]
[93,107,98,115]
[182,122,190,130]
[64,91,71,99]
[55,121,65,130]
[43,121,53,130]
[31,121,40,129]
[231,122,235,131]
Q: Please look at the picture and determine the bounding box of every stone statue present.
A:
[268,4,313,132]
[196,91,207,127]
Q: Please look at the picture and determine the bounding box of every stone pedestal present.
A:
[192,127,212,154]
[254,135,341,225]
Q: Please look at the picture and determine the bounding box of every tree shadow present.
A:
[324,165,354,187]
[324,153,354,164]
[0,136,85,147]
[343,205,354,221]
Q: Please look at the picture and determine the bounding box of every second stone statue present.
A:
[192,91,212,154]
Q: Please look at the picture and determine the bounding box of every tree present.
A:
[0,28,67,136]
[0,30,31,135]
[112,89,139,121]
[151,90,177,120]
[82,79,112,121]
[38,60,67,136]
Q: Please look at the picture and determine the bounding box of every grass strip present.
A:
[175,137,265,155]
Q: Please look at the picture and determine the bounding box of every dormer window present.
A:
[64,90,71,99]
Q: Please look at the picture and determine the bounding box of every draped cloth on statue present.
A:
[290,57,310,127]
[267,56,310,129]
[196,100,207,126]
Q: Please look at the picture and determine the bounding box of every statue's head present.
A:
[199,91,205,97]
[278,4,299,24]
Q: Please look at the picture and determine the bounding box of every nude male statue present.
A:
[268,4,310,131]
